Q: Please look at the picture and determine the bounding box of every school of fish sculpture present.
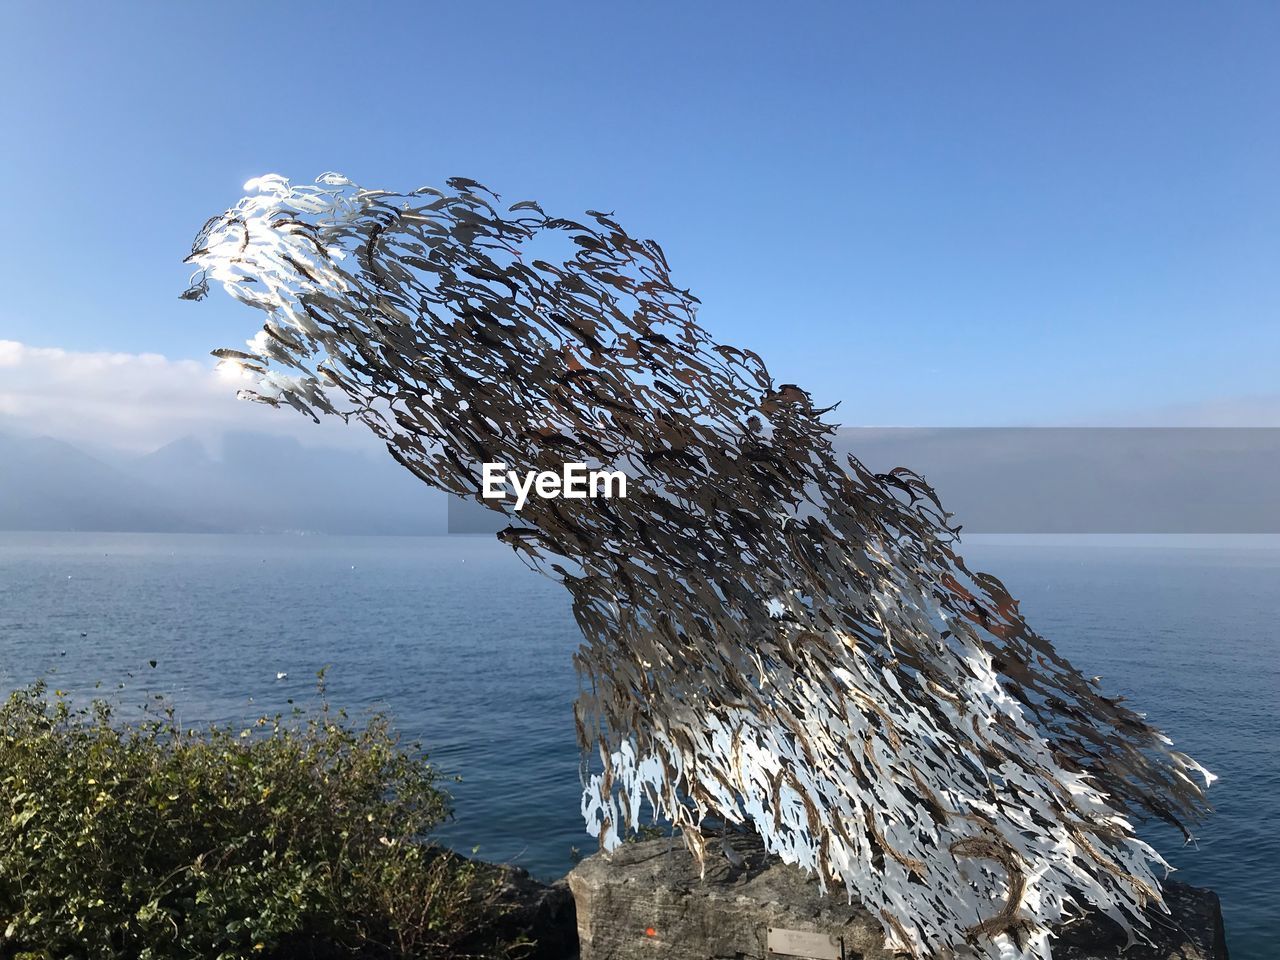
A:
[182,173,1213,959]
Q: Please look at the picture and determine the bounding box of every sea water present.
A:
[0,532,1274,955]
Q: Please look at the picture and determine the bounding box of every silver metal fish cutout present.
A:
[183,173,1213,960]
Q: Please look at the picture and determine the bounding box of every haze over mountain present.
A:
[6,424,1280,535]
[5,338,1280,535]
[0,430,445,534]
[449,428,1280,536]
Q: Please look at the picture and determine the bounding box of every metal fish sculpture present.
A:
[183,173,1213,960]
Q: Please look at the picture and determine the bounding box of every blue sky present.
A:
[1,1,1277,432]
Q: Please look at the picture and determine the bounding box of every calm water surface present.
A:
[0,533,1274,956]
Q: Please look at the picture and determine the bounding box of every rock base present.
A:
[566,836,1228,960]
[480,864,578,960]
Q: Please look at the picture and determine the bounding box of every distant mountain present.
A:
[834,427,1280,533]
[0,431,446,534]
[9,426,1275,535]
[0,433,204,532]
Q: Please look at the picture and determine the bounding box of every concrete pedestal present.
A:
[566,836,1228,960]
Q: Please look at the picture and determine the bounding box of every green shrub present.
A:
[0,679,510,959]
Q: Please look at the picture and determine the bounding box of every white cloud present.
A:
[1062,394,1280,428]
[3,339,1278,461]
[0,340,374,455]
[1113,395,1280,427]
